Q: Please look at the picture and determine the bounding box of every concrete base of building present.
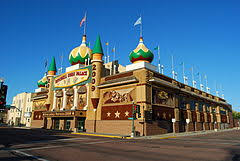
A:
[186,122,195,132]
[195,122,203,131]
[31,120,44,128]
[173,121,180,133]
[85,120,145,136]
[203,122,210,131]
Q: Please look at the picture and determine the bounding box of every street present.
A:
[0,127,240,161]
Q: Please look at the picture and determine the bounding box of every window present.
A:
[198,102,203,112]
[179,96,186,109]
[65,120,71,130]
[190,100,195,111]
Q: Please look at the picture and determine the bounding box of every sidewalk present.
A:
[135,127,240,139]
[72,127,240,140]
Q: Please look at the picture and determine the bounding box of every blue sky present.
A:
[0,0,240,111]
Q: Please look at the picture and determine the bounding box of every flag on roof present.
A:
[154,46,159,50]
[134,17,142,26]
[80,14,86,27]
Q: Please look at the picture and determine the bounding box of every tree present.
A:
[232,111,240,119]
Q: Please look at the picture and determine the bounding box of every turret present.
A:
[48,57,57,75]
[46,57,57,110]
[91,35,103,109]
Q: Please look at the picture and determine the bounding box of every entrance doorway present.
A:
[77,117,86,132]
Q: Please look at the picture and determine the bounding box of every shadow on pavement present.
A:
[0,127,72,149]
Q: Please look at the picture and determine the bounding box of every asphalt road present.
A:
[0,127,240,161]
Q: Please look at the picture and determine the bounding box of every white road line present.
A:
[12,150,49,161]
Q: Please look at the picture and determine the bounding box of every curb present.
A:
[71,132,132,139]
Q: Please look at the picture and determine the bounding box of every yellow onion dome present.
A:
[37,76,48,88]
[69,35,92,65]
[129,37,154,63]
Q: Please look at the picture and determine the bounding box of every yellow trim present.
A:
[54,68,90,88]
[71,132,178,140]
[71,132,132,139]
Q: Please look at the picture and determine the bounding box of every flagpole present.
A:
[113,46,116,61]
[140,15,142,37]
[171,55,174,79]
[158,45,160,73]
[107,41,109,63]
[84,12,87,35]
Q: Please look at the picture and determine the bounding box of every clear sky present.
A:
[1,0,240,111]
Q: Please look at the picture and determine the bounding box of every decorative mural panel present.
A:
[77,86,87,110]
[57,97,63,110]
[101,105,133,120]
[33,100,46,110]
[33,111,43,120]
[54,66,91,89]
[152,89,173,106]
[66,95,74,109]
[152,106,174,121]
[102,88,134,105]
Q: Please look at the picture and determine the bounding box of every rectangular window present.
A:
[190,100,195,111]
[198,102,203,112]
[55,120,60,130]
[65,120,71,130]
[179,96,186,109]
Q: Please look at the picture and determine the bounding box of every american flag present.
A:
[80,14,86,27]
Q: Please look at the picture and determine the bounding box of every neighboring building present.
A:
[7,92,33,126]
[0,108,8,124]
[31,57,57,128]
[41,34,233,136]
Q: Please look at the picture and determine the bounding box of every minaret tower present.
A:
[91,35,103,109]
[46,57,57,110]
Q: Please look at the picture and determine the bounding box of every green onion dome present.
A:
[129,37,154,63]
[37,76,48,88]
[69,35,91,65]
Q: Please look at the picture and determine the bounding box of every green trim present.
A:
[92,35,103,55]
[129,49,154,62]
[37,80,48,87]
[48,57,57,72]
[69,52,89,65]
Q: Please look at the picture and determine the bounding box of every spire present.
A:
[92,35,103,55]
[48,57,57,75]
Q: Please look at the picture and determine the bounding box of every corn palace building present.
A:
[32,34,233,136]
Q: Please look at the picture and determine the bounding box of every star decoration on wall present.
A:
[107,112,111,117]
[115,111,120,118]
[125,111,129,117]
